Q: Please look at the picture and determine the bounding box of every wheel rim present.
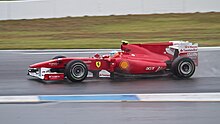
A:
[180,62,192,75]
[71,65,85,78]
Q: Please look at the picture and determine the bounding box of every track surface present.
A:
[0,49,220,95]
[0,49,220,124]
[1,102,220,124]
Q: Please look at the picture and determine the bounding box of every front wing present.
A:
[28,68,111,80]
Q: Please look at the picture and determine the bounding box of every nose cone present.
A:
[29,61,48,68]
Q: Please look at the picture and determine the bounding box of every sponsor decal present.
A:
[98,70,110,77]
[49,75,61,78]
[183,48,198,52]
[49,62,59,66]
[83,61,92,64]
[45,74,64,80]
[145,67,155,71]
[119,61,129,69]
[185,46,198,48]
[99,73,110,77]
[187,52,198,57]
[96,61,101,68]
[155,67,163,72]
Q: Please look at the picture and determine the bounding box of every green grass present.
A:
[0,12,220,49]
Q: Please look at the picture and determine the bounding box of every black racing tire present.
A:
[65,60,88,82]
[171,57,195,79]
[52,55,66,59]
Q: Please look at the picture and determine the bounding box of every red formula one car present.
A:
[28,41,198,82]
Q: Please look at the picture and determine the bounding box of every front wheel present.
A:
[171,57,195,78]
[65,60,88,82]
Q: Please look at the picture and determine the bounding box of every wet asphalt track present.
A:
[0,48,220,124]
[1,102,220,124]
[0,49,220,95]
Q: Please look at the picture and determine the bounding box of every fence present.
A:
[0,0,220,20]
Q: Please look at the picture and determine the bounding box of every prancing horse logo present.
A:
[96,61,101,68]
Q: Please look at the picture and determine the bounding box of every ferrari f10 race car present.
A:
[28,41,198,82]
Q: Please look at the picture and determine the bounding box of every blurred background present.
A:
[0,0,219,49]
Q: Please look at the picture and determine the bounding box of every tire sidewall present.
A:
[172,57,195,78]
[65,60,88,82]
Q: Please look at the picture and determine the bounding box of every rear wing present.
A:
[166,41,198,66]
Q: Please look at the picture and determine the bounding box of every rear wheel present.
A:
[65,60,88,82]
[171,57,195,78]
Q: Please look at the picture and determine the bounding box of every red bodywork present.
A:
[29,41,198,80]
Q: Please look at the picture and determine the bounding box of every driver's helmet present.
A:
[110,50,118,57]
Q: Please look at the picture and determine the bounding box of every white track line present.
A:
[137,93,220,102]
[0,96,40,103]
[1,93,220,103]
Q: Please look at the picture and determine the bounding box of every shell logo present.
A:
[119,61,129,69]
